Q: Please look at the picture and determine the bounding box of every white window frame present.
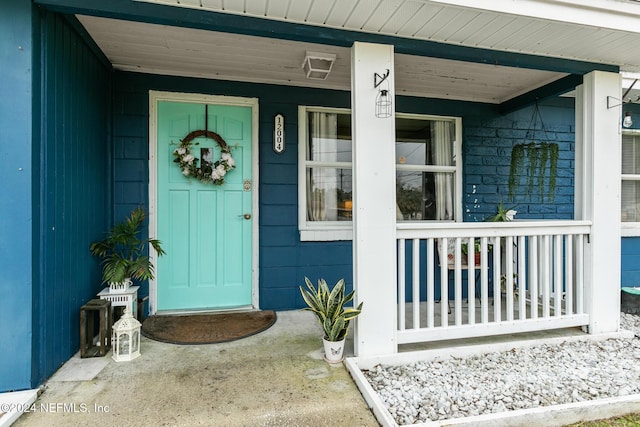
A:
[298,106,463,241]
[621,129,640,236]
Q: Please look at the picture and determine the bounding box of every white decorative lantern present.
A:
[112,308,141,362]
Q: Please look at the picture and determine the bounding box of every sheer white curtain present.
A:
[432,121,454,220]
[307,112,338,221]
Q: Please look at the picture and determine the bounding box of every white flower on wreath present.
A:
[221,152,235,167]
[173,133,236,185]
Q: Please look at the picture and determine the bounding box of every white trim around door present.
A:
[148,90,260,315]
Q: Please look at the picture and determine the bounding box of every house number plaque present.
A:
[273,114,285,154]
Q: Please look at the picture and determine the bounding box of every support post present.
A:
[351,42,397,356]
[575,71,621,334]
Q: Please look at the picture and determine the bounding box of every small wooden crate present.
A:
[80,299,112,358]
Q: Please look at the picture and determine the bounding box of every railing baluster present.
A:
[565,235,573,315]
[412,238,421,328]
[530,236,538,319]
[576,234,584,314]
[455,237,462,325]
[467,236,475,325]
[542,235,551,318]
[554,234,563,317]
[440,237,449,327]
[493,237,501,322]
[427,238,435,328]
[506,235,514,321]
[481,236,489,323]
[398,238,405,330]
[518,235,526,320]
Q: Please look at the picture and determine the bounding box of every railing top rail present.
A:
[396,220,592,239]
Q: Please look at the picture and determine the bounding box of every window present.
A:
[298,107,462,241]
[622,131,640,230]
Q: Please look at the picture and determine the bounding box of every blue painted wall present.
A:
[112,72,581,310]
[1,4,111,393]
[463,98,576,221]
[112,72,356,311]
[0,0,35,392]
[32,11,112,387]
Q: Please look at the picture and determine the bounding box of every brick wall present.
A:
[463,100,576,222]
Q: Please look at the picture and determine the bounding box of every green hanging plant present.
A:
[508,144,525,200]
[526,143,539,200]
[537,142,549,200]
[549,143,559,202]
[507,103,560,203]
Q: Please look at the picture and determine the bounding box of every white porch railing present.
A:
[396,220,591,345]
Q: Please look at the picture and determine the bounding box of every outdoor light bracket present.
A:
[374,69,390,89]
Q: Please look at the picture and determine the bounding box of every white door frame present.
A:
[148,90,260,315]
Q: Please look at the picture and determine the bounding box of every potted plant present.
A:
[299,277,363,363]
[461,239,482,266]
[485,201,517,222]
[90,207,166,293]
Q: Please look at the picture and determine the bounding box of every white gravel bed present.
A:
[363,313,640,425]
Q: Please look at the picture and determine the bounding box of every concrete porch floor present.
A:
[11,311,378,427]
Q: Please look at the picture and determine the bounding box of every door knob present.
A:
[243,213,251,220]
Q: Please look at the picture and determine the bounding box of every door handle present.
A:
[239,213,251,220]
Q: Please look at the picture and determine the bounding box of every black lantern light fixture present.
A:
[374,69,392,118]
[607,77,639,128]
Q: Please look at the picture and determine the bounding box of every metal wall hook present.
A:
[374,69,390,89]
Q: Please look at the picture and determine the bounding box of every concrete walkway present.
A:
[12,311,378,427]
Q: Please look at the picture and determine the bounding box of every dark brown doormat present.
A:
[141,310,277,345]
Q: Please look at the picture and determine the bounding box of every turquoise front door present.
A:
[156,101,253,311]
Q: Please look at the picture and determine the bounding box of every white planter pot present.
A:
[322,338,345,363]
[109,278,132,293]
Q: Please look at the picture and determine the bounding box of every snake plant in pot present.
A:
[90,207,166,293]
[299,277,363,363]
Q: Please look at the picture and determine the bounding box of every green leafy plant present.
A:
[508,103,559,202]
[461,239,481,255]
[508,142,559,202]
[485,201,516,222]
[299,277,363,342]
[90,207,166,285]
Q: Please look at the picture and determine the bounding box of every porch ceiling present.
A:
[77,15,569,104]
[72,0,640,104]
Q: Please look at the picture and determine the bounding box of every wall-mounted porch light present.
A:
[301,51,336,80]
[374,69,392,118]
[607,78,638,128]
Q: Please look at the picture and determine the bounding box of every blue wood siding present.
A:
[622,238,640,287]
[112,72,583,310]
[112,72,358,311]
[32,11,111,387]
[0,0,36,392]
